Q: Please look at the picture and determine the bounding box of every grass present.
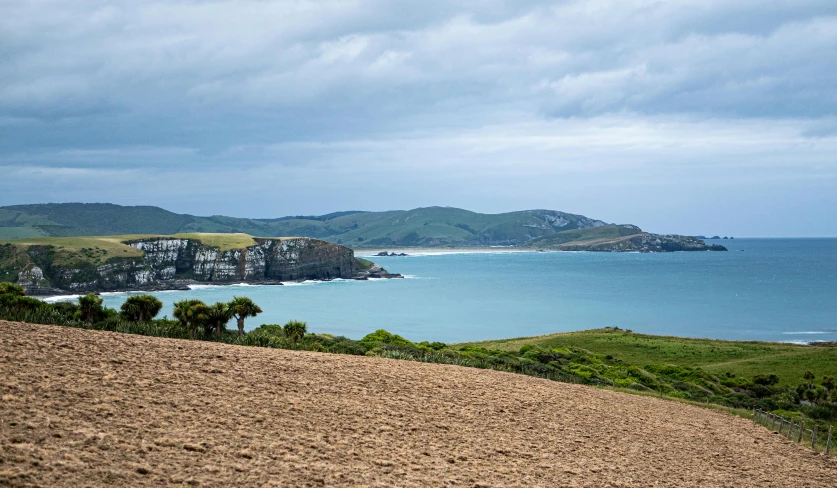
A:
[172,233,257,251]
[2,203,622,248]
[0,233,274,266]
[458,328,837,386]
[0,227,48,240]
[0,235,153,265]
[523,225,642,248]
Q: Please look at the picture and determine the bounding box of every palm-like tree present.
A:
[229,296,262,335]
[78,294,104,323]
[173,299,210,338]
[283,320,307,346]
[120,294,163,322]
[205,302,233,338]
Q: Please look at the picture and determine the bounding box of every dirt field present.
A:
[2,321,837,487]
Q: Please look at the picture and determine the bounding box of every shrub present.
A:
[360,329,416,347]
[753,373,780,386]
[0,282,25,296]
[283,320,308,344]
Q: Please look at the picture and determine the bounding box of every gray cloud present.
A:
[1,0,835,235]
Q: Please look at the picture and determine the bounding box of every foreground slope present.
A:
[2,322,835,487]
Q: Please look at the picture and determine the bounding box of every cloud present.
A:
[0,0,835,235]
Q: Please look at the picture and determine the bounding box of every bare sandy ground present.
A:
[2,321,836,487]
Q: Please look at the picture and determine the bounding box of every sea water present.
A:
[55,238,837,343]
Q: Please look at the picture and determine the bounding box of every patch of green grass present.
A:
[0,233,271,266]
[0,227,48,240]
[172,233,258,251]
[458,328,837,386]
[0,236,153,265]
[523,225,642,248]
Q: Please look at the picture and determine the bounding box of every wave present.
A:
[42,294,81,303]
[281,278,350,287]
[782,331,833,335]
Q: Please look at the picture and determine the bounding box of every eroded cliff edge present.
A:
[2,236,400,295]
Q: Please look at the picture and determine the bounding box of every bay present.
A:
[85,238,837,343]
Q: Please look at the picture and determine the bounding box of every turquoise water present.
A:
[86,238,836,343]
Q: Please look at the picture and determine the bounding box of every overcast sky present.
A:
[2,0,836,236]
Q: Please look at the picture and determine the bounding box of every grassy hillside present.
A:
[459,328,837,386]
[171,233,258,251]
[1,236,150,266]
[523,224,643,248]
[0,203,613,247]
[0,204,196,237]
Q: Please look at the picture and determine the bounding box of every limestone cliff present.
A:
[3,237,397,295]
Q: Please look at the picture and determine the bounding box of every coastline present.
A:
[354,247,538,257]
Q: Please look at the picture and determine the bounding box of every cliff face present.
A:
[126,237,357,283]
[10,237,363,295]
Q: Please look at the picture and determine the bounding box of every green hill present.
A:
[0,203,612,247]
[523,224,644,247]
[0,203,722,251]
[458,328,837,387]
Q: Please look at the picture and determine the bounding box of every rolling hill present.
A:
[0,203,722,251]
[0,203,610,246]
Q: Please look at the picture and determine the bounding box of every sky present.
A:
[1,0,836,236]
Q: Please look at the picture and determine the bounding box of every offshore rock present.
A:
[352,264,403,280]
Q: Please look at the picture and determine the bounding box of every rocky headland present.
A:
[522,225,728,252]
[2,235,400,295]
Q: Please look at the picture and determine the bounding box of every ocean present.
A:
[54,238,837,344]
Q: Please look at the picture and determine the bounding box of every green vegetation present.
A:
[120,294,164,323]
[78,294,105,323]
[172,233,257,251]
[354,257,374,270]
[229,296,263,335]
[205,302,234,338]
[523,225,642,248]
[0,227,47,239]
[173,299,211,337]
[0,236,147,265]
[460,328,837,386]
[0,204,196,238]
[0,203,622,247]
[282,320,307,345]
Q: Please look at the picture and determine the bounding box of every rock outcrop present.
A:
[5,237,399,295]
[545,234,728,252]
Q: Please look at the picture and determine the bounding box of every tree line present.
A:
[0,281,263,338]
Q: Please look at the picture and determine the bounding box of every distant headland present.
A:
[0,203,726,253]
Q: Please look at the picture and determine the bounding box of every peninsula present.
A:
[0,233,400,295]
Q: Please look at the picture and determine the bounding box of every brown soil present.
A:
[2,321,836,487]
